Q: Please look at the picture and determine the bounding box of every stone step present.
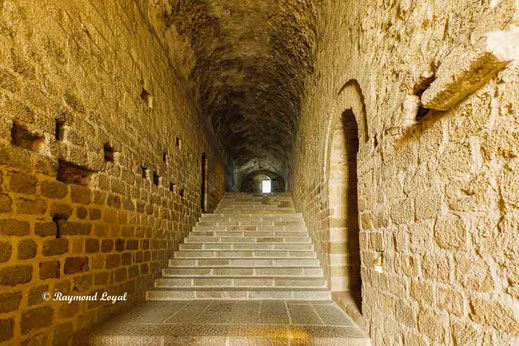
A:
[196,221,305,227]
[184,236,311,243]
[154,277,328,288]
[173,250,317,258]
[215,211,298,215]
[216,205,294,208]
[162,266,324,277]
[146,287,331,300]
[200,213,302,220]
[168,258,320,267]
[189,231,307,237]
[216,205,295,209]
[193,225,307,232]
[179,242,314,250]
[219,199,291,202]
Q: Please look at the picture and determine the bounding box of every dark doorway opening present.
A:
[328,109,361,311]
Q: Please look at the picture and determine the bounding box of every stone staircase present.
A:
[146,192,331,300]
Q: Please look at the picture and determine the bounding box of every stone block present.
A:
[39,261,60,279]
[0,318,14,343]
[0,242,12,262]
[27,284,49,306]
[437,286,464,317]
[85,239,99,253]
[8,172,37,194]
[0,219,30,236]
[64,257,89,274]
[417,308,448,343]
[0,194,12,213]
[60,221,91,236]
[42,238,69,256]
[70,185,92,204]
[40,180,68,199]
[15,198,47,214]
[0,264,32,286]
[434,215,466,250]
[469,298,519,334]
[17,239,37,259]
[35,222,57,237]
[50,203,73,218]
[21,306,54,334]
[0,291,22,313]
[455,255,494,292]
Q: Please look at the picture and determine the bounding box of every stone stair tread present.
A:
[173,252,316,258]
[178,245,315,250]
[147,287,330,291]
[168,261,320,267]
[146,288,332,301]
[158,275,323,280]
[176,249,315,252]
[161,274,325,278]
[185,237,311,242]
[165,266,322,269]
[171,256,317,260]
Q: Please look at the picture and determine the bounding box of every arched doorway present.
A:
[200,153,208,212]
[328,109,361,307]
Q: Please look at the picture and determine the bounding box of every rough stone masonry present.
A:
[0,0,518,345]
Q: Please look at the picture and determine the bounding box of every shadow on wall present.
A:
[240,170,286,193]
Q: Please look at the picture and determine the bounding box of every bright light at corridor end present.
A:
[262,180,272,193]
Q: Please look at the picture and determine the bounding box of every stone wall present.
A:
[292,0,519,344]
[0,0,225,344]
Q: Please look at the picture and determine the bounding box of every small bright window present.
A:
[261,179,272,194]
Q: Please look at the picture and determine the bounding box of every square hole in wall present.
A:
[153,172,161,186]
[176,137,181,148]
[103,143,115,163]
[55,119,65,141]
[169,181,176,193]
[141,165,148,180]
[163,151,168,163]
[52,215,68,238]
[11,122,44,152]
[57,160,94,186]
[179,188,185,198]
[141,88,153,109]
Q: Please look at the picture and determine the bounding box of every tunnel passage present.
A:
[164,0,319,188]
[240,170,286,193]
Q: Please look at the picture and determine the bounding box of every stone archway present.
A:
[323,79,368,327]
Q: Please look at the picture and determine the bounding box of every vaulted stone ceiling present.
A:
[165,0,319,185]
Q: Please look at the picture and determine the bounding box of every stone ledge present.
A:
[421,25,519,111]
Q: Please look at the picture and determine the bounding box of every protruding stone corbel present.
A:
[421,25,519,111]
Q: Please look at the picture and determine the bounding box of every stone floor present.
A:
[79,300,370,345]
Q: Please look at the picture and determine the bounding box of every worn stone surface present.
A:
[80,300,368,344]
